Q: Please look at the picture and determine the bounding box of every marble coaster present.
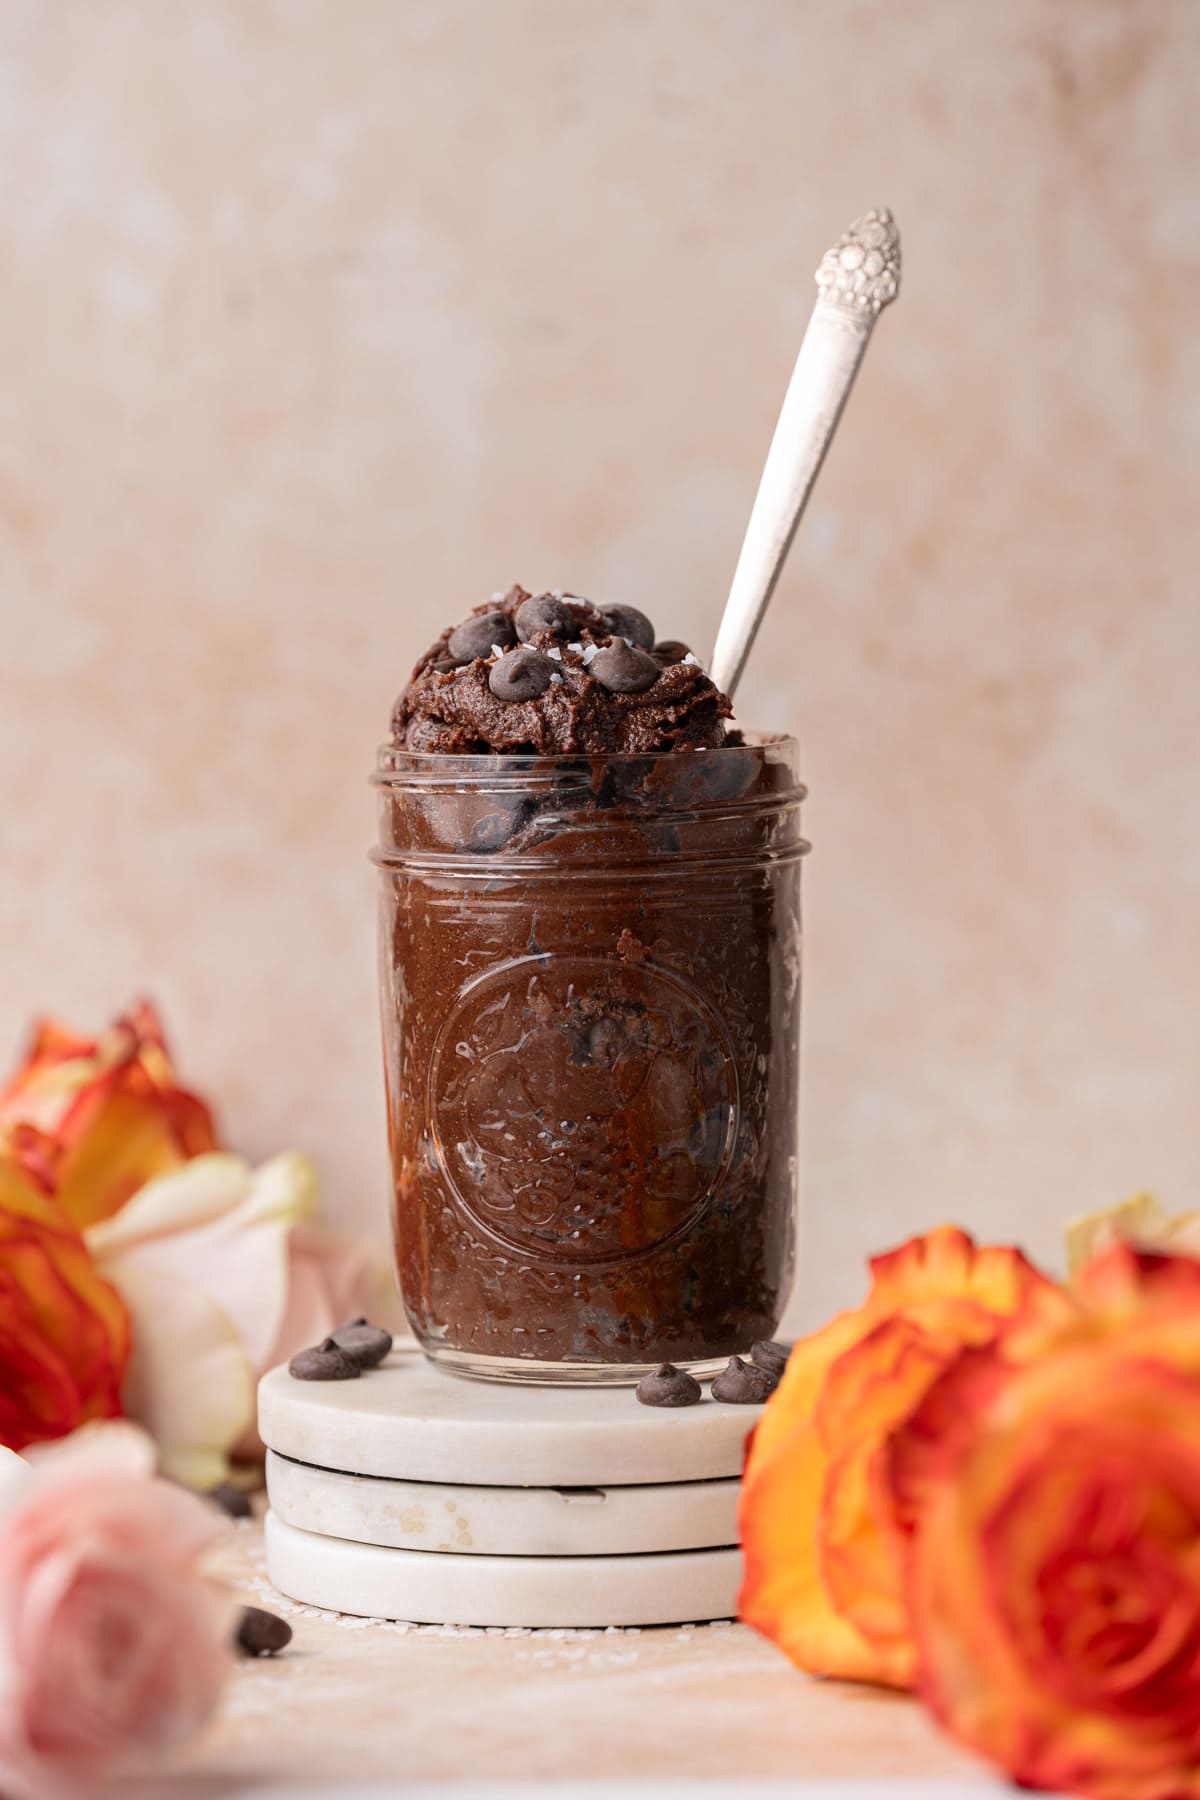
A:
[258,1346,763,1488]
[266,1450,741,1556]
[265,1511,743,1628]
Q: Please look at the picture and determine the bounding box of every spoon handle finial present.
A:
[710,207,901,700]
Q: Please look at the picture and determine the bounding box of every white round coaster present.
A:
[258,1346,762,1487]
[266,1450,740,1556]
[264,1511,742,1628]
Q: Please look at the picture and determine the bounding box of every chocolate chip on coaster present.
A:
[635,1363,702,1408]
[236,1606,293,1657]
[330,1316,393,1371]
[489,646,554,702]
[711,1355,777,1404]
[448,610,515,663]
[600,603,656,650]
[207,1481,254,1520]
[750,1339,791,1381]
[288,1338,361,1382]
[515,593,576,642]
[589,640,660,694]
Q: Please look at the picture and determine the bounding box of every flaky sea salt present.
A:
[546,646,562,661]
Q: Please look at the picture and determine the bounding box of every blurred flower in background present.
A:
[0,1002,386,1485]
[1066,1190,1200,1275]
[0,1424,236,1798]
[0,1001,218,1227]
[0,1140,130,1451]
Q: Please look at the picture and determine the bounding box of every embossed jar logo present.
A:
[428,954,739,1267]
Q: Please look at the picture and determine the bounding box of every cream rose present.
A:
[86,1151,389,1485]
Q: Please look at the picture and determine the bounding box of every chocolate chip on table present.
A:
[601,604,656,650]
[207,1481,253,1520]
[330,1316,393,1370]
[636,1363,703,1407]
[288,1338,361,1381]
[489,646,554,702]
[448,609,516,664]
[652,639,692,665]
[711,1355,777,1404]
[750,1339,790,1381]
[515,593,577,642]
[589,640,660,694]
[236,1606,293,1657]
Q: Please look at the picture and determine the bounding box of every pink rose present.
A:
[0,1426,236,1796]
[233,1222,395,1458]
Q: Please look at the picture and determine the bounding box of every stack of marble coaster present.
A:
[258,1347,764,1629]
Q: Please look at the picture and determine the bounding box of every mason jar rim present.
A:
[372,729,801,790]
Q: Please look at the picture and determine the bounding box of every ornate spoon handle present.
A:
[710,208,901,699]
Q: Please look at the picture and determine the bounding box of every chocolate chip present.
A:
[448,610,516,664]
[515,593,576,642]
[652,639,692,665]
[288,1338,361,1381]
[207,1481,253,1519]
[236,1606,293,1657]
[636,1363,702,1407]
[711,1355,777,1404]
[601,604,655,650]
[330,1317,393,1370]
[430,659,458,674]
[489,646,554,702]
[589,641,660,694]
[751,1339,790,1380]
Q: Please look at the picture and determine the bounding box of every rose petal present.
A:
[739,1413,886,1682]
[0,1003,218,1230]
[740,1229,1065,1689]
[266,1225,378,1370]
[0,1155,130,1450]
[89,1152,317,1374]
[0,1424,236,1785]
[86,1154,253,1257]
[911,1353,1200,1798]
[103,1260,254,1488]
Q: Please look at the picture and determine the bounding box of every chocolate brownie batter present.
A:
[393,586,732,755]
[377,589,803,1376]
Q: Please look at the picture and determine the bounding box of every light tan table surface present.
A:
[122,1519,1012,1798]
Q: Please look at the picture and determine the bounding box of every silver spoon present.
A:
[710,207,901,699]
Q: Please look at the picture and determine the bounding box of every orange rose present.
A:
[905,1244,1200,1800]
[0,1141,131,1451]
[739,1226,1067,1687]
[0,1001,217,1228]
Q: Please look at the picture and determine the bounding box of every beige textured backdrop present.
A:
[2,0,1197,1329]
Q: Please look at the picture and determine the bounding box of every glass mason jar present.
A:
[372,734,807,1385]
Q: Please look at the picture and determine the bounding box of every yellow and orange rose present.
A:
[906,1243,1200,1800]
[0,1001,217,1228]
[0,1139,130,1451]
[738,1226,1069,1687]
[0,1002,388,1484]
